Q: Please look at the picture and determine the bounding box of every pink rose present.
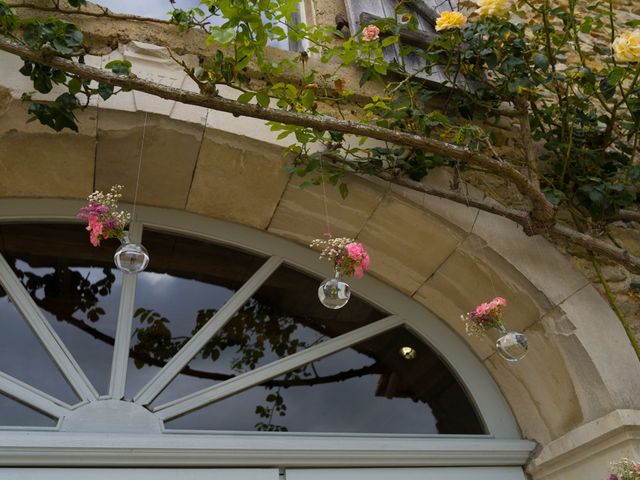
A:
[362,24,380,42]
[492,297,507,307]
[354,265,364,279]
[346,242,366,260]
[361,251,370,270]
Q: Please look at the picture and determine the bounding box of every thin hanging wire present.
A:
[131,112,148,223]
[319,156,332,238]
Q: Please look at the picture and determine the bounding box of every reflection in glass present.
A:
[153,264,386,405]
[165,327,485,434]
[1,224,123,395]
[0,284,78,404]
[0,393,57,427]
[125,230,266,399]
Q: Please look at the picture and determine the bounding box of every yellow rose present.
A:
[476,0,510,17]
[613,30,640,63]
[435,11,467,32]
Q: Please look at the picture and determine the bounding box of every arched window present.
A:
[0,200,533,476]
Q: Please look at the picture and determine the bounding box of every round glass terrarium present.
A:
[495,325,528,362]
[114,235,150,274]
[318,271,351,309]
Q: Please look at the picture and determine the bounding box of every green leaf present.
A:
[301,89,315,109]
[607,67,626,85]
[68,77,82,95]
[210,27,237,45]
[339,182,349,199]
[237,91,255,103]
[97,82,114,100]
[381,35,399,47]
[105,60,132,75]
[532,53,549,70]
[256,90,270,108]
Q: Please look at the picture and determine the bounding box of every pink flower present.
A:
[361,251,370,270]
[362,24,380,42]
[492,297,507,307]
[346,242,366,260]
[86,216,104,247]
[354,265,364,279]
[608,475,619,480]
[474,303,489,317]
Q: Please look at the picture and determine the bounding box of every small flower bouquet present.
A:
[462,297,508,336]
[310,237,370,279]
[608,458,640,480]
[77,185,131,247]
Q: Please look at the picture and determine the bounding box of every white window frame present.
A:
[0,198,534,468]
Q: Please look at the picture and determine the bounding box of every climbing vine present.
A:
[0,0,639,346]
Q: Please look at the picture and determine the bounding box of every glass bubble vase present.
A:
[114,234,150,274]
[318,271,351,309]
[495,324,528,362]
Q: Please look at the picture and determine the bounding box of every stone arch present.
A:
[1,43,639,478]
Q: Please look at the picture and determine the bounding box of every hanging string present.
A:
[131,111,148,223]
[319,155,332,238]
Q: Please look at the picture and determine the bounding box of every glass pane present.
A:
[165,327,485,434]
[0,284,77,404]
[153,263,387,405]
[0,393,57,427]
[125,229,267,399]
[0,223,123,395]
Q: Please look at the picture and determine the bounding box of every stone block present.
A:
[95,110,201,209]
[186,129,290,229]
[268,175,385,245]
[414,235,550,360]
[0,102,95,198]
[473,211,589,306]
[357,193,463,295]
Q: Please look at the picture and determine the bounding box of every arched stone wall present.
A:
[1,44,639,479]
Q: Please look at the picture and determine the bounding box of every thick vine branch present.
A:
[0,36,638,271]
[0,35,555,224]
[374,172,640,273]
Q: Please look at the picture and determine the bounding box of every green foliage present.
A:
[0,2,132,132]
[3,0,639,228]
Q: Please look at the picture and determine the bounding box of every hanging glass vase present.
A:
[318,270,351,309]
[495,324,528,362]
[114,234,149,274]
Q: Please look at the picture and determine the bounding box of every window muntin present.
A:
[0,284,78,407]
[0,392,57,427]
[151,262,387,406]
[165,326,484,434]
[0,223,123,396]
[125,229,266,399]
[0,222,485,436]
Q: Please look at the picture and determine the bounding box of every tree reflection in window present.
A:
[1,224,122,395]
[0,224,485,435]
[165,327,485,434]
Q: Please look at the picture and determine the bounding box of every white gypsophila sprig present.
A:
[461,314,487,336]
[310,237,354,262]
[86,185,131,227]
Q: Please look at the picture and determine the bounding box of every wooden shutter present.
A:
[343,0,457,83]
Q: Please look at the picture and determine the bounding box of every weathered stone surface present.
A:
[414,235,550,360]
[268,175,385,244]
[382,169,481,233]
[95,110,201,209]
[485,321,584,444]
[186,129,290,229]
[0,102,95,198]
[555,285,640,412]
[473,211,590,306]
[357,193,464,295]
